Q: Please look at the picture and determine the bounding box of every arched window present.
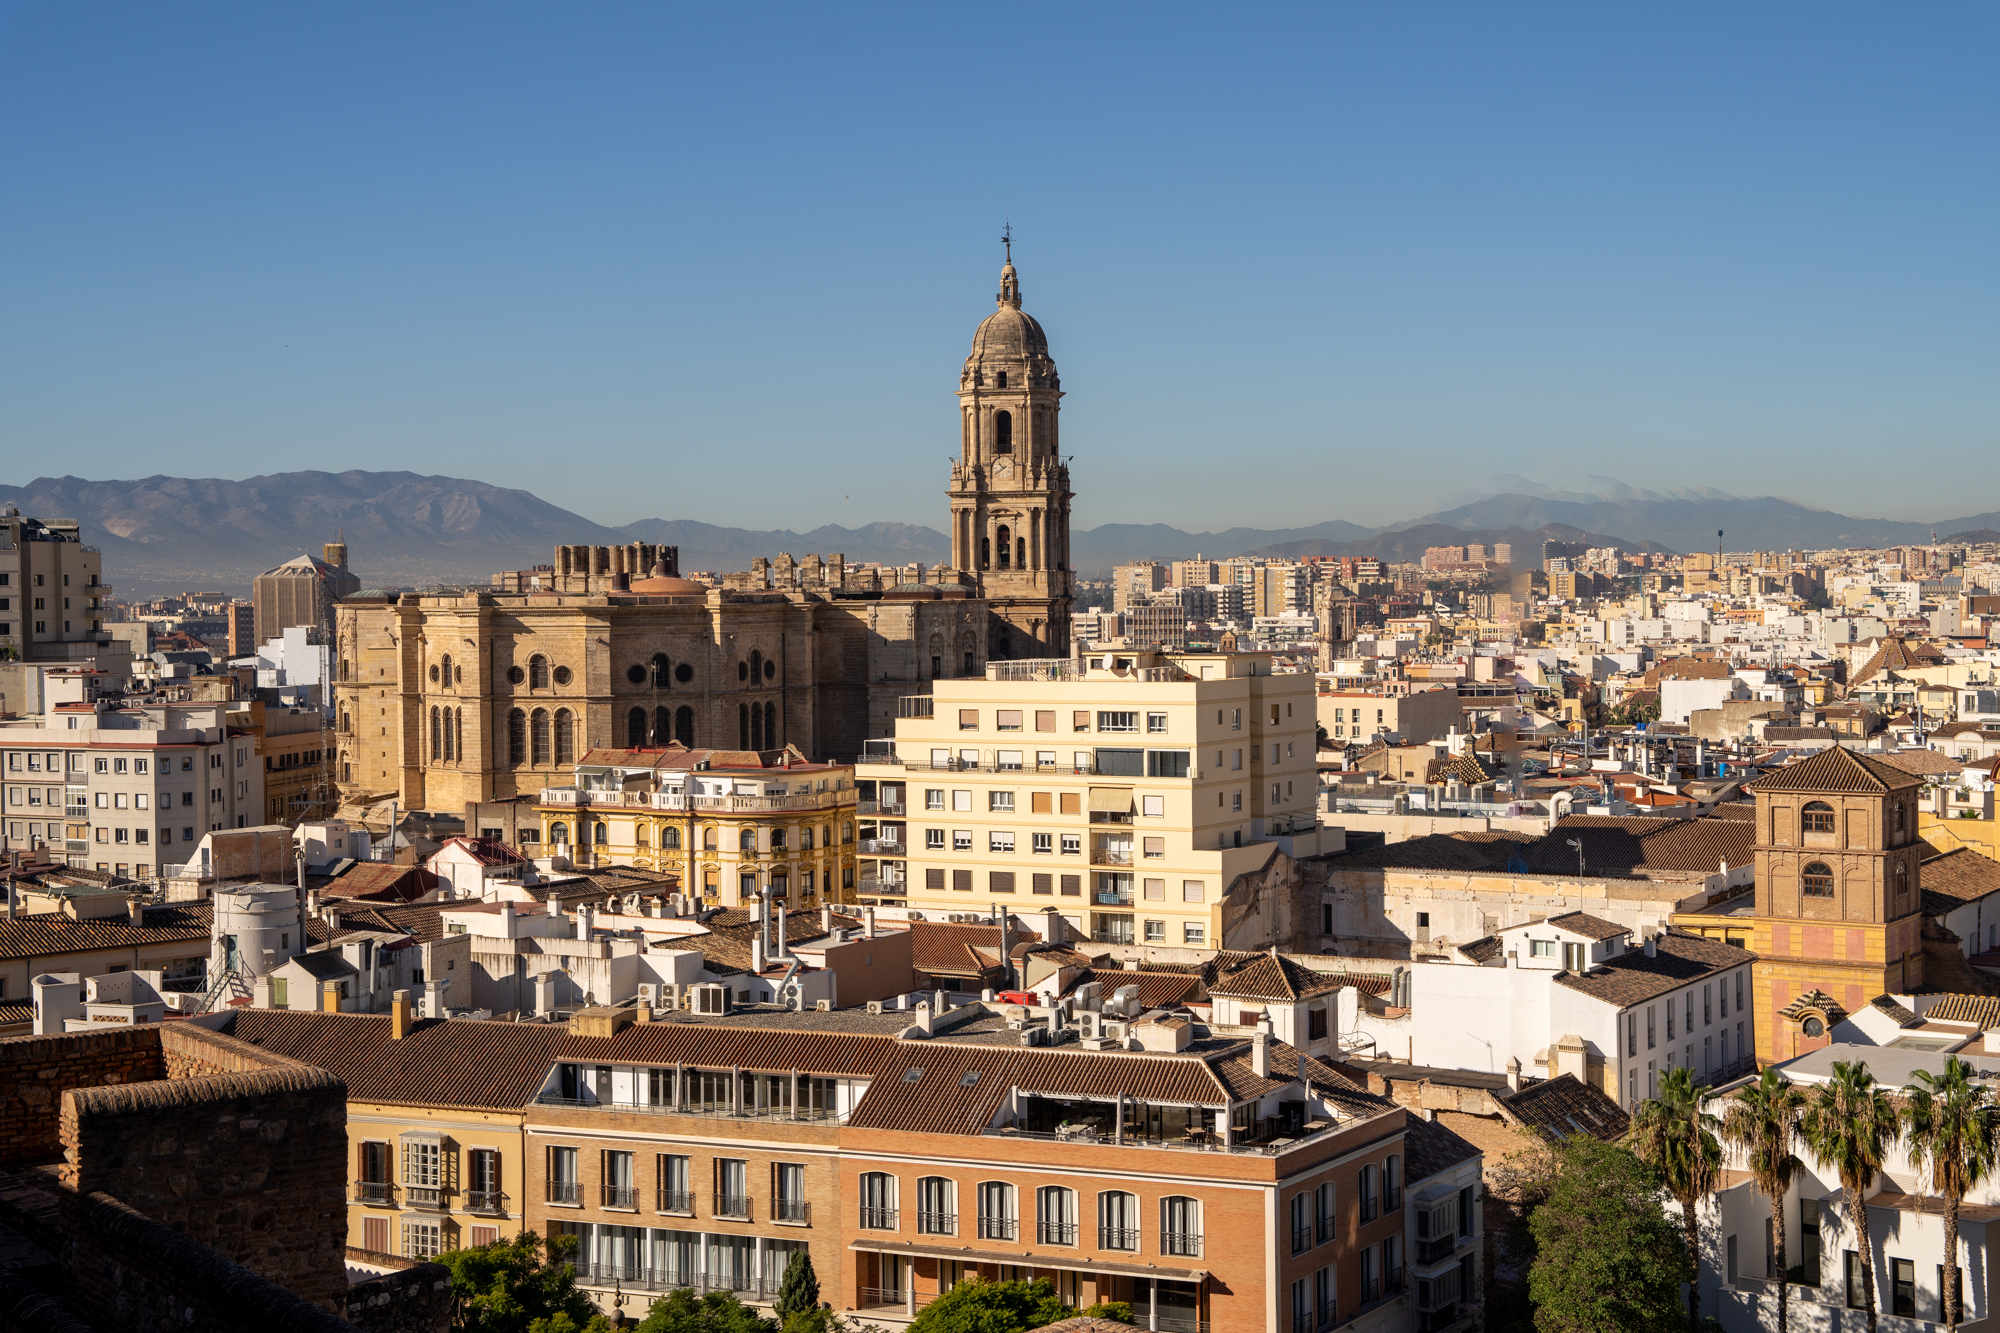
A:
[994,410,1013,453]
[549,821,569,845]
[628,707,649,748]
[1802,861,1835,897]
[916,1176,956,1235]
[529,655,549,690]
[635,825,649,847]
[1895,861,1909,901]
[661,826,681,850]
[859,1172,898,1230]
[593,822,608,846]
[340,751,351,782]
[430,707,441,761]
[1098,1190,1139,1250]
[800,826,813,850]
[1160,1197,1202,1256]
[339,708,350,733]
[764,701,777,749]
[650,653,671,688]
[441,654,453,688]
[771,827,787,852]
[554,709,574,766]
[508,710,527,766]
[976,1182,1016,1239]
[749,650,763,683]
[675,705,694,746]
[1036,1186,1077,1245]
[443,708,456,762]
[531,708,550,766]
[980,536,990,568]
[1894,802,1906,838]
[702,826,717,850]
[739,703,751,750]
[656,707,672,749]
[740,828,758,853]
[997,524,1011,569]
[738,660,749,682]
[1802,800,1836,834]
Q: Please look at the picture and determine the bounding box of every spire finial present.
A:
[1001,222,1012,265]
[996,225,1021,308]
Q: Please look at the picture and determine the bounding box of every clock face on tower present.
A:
[951,245,1074,659]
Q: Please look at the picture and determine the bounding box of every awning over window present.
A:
[1087,787,1133,814]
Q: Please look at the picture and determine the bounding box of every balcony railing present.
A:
[354,1182,393,1205]
[1292,1224,1313,1254]
[1036,1221,1078,1246]
[772,1199,810,1223]
[1092,848,1134,866]
[602,1185,638,1209]
[1093,890,1133,907]
[713,1193,753,1219]
[858,1287,906,1309]
[540,788,847,813]
[1416,1306,1460,1333]
[1098,1226,1140,1252]
[532,1094,846,1124]
[858,838,903,855]
[1360,1196,1378,1223]
[978,1216,1018,1241]
[1385,1186,1402,1213]
[1316,1216,1335,1245]
[570,1263,784,1299]
[1091,927,1136,945]
[1416,1234,1460,1264]
[858,1206,899,1231]
[548,1181,581,1205]
[657,1189,696,1215]
[465,1190,505,1214]
[856,877,906,897]
[918,1211,957,1236]
[1161,1232,1203,1257]
[857,800,906,816]
[404,1185,443,1210]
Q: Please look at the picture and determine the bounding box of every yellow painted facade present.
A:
[346,1098,532,1260]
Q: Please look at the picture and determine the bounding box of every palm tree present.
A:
[1722,1068,1807,1333]
[1628,1065,1723,1330]
[1800,1060,1899,1333]
[1902,1055,1997,1328]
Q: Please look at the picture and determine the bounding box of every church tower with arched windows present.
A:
[950,240,1075,658]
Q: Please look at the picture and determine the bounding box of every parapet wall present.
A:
[0,1028,164,1166]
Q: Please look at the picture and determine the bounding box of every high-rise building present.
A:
[1112,562,1168,612]
[948,246,1075,658]
[226,602,256,659]
[0,506,123,672]
[253,541,360,643]
[1171,557,1219,589]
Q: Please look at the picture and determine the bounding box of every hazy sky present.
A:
[2,4,1994,533]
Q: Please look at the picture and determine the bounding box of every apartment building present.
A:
[854,650,1326,949]
[229,994,1472,1333]
[537,744,856,908]
[1113,563,1169,613]
[0,506,127,672]
[0,672,260,876]
[1316,688,1462,748]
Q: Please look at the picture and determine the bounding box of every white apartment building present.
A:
[854,650,1327,949]
[0,670,261,877]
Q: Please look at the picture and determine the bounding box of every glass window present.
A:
[1146,712,1168,733]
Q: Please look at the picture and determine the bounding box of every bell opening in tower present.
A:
[994,410,1013,454]
[997,525,1011,569]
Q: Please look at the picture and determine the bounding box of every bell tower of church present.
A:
[949,234,1074,659]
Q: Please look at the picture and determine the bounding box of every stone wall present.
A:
[0,1028,163,1166]
[342,1249,455,1333]
[61,1056,350,1309]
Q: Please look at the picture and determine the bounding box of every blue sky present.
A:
[2,3,1994,532]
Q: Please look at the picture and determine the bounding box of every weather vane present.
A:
[1001,222,1012,264]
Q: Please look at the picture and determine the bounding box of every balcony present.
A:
[857,799,906,816]
[1385,1186,1403,1213]
[1161,1232,1203,1258]
[917,1211,957,1236]
[548,1181,581,1205]
[1292,1224,1313,1254]
[353,1182,393,1205]
[858,1207,899,1231]
[1091,847,1133,867]
[856,877,906,898]
[1416,1307,1461,1333]
[772,1199,810,1224]
[978,1216,1018,1241]
[713,1193,753,1219]
[1416,1234,1461,1265]
[1098,1226,1140,1252]
[403,1185,443,1211]
[602,1185,638,1210]
[465,1190,505,1215]
[531,1093,846,1124]
[1360,1196,1378,1223]
[1093,890,1133,907]
[1036,1221,1078,1246]
[858,838,904,856]
[657,1190,696,1215]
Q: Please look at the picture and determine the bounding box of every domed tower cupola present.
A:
[947,228,1075,659]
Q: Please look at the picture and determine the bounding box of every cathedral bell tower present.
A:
[950,234,1074,659]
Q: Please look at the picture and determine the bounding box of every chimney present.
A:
[534,970,556,1017]
[500,900,516,938]
[776,905,788,961]
[424,978,449,1018]
[1252,1030,1271,1079]
[576,904,593,942]
[751,936,766,974]
[1506,1056,1522,1093]
[127,897,145,926]
[547,894,561,918]
[1644,933,1657,959]
[391,988,412,1039]
[821,905,833,934]
[863,906,876,939]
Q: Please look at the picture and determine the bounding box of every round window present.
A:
[507,665,526,685]
[428,664,440,683]
[553,665,572,686]
[763,659,776,680]
[1802,1017,1824,1038]
[675,662,693,683]
[627,665,647,684]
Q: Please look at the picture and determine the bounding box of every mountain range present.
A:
[4,471,1997,598]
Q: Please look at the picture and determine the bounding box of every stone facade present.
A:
[0,1028,164,1167]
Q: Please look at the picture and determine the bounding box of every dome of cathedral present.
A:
[968,260,1050,362]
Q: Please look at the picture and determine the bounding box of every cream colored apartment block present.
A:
[855,650,1325,949]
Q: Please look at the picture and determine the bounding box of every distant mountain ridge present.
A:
[5,470,1998,597]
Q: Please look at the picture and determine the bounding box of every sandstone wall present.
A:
[0,1028,163,1166]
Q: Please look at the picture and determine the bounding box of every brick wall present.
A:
[342,1249,455,1333]
[61,1054,351,1309]
[0,1028,164,1166]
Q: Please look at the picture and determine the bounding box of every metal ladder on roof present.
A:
[194,967,249,1015]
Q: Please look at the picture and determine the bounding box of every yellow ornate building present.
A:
[538,743,856,908]
[1743,747,1925,1064]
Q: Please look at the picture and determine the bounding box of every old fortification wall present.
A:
[0,1028,164,1166]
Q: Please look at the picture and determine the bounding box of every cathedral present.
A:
[333,249,1079,810]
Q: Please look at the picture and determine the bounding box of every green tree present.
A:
[773,1249,822,1321]
[632,1287,777,1333]
[1801,1059,1899,1333]
[904,1277,1072,1333]
[1903,1055,1998,1328]
[1627,1066,1723,1331]
[1721,1068,1808,1333]
[442,1232,605,1333]
[1527,1136,1687,1333]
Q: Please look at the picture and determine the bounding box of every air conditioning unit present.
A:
[866,1001,884,1015]
[688,983,728,1016]
[815,999,832,1012]
[637,983,660,1006]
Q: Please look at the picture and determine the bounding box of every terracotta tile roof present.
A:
[0,902,215,962]
[1456,936,1503,963]
[1209,952,1349,1001]
[574,743,839,774]
[1749,746,1922,795]
[1498,1073,1629,1141]
[1068,970,1203,1011]
[1402,1113,1483,1183]
[1765,727,1836,742]
[1851,636,1946,687]
[231,1011,571,1109]
[1776,989,1848,1024]
[435,836,528,867]
[1912,920,2000,999]
[1920,849,2000,910]
[1543,911,1629,942]
[1552,929,1755,1007]
[698,910,866,971]
[324,863,440,903]
[906,923,1007,979]
[1650,659,1736,683]
[1877,749,1965,778]
[1707,803,1758,821]
[1870,995,1921,1028]
[1532,816,1756,877]
[1919,994,2000,1028]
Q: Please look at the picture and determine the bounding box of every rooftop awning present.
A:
[847,1237,1206,1284]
